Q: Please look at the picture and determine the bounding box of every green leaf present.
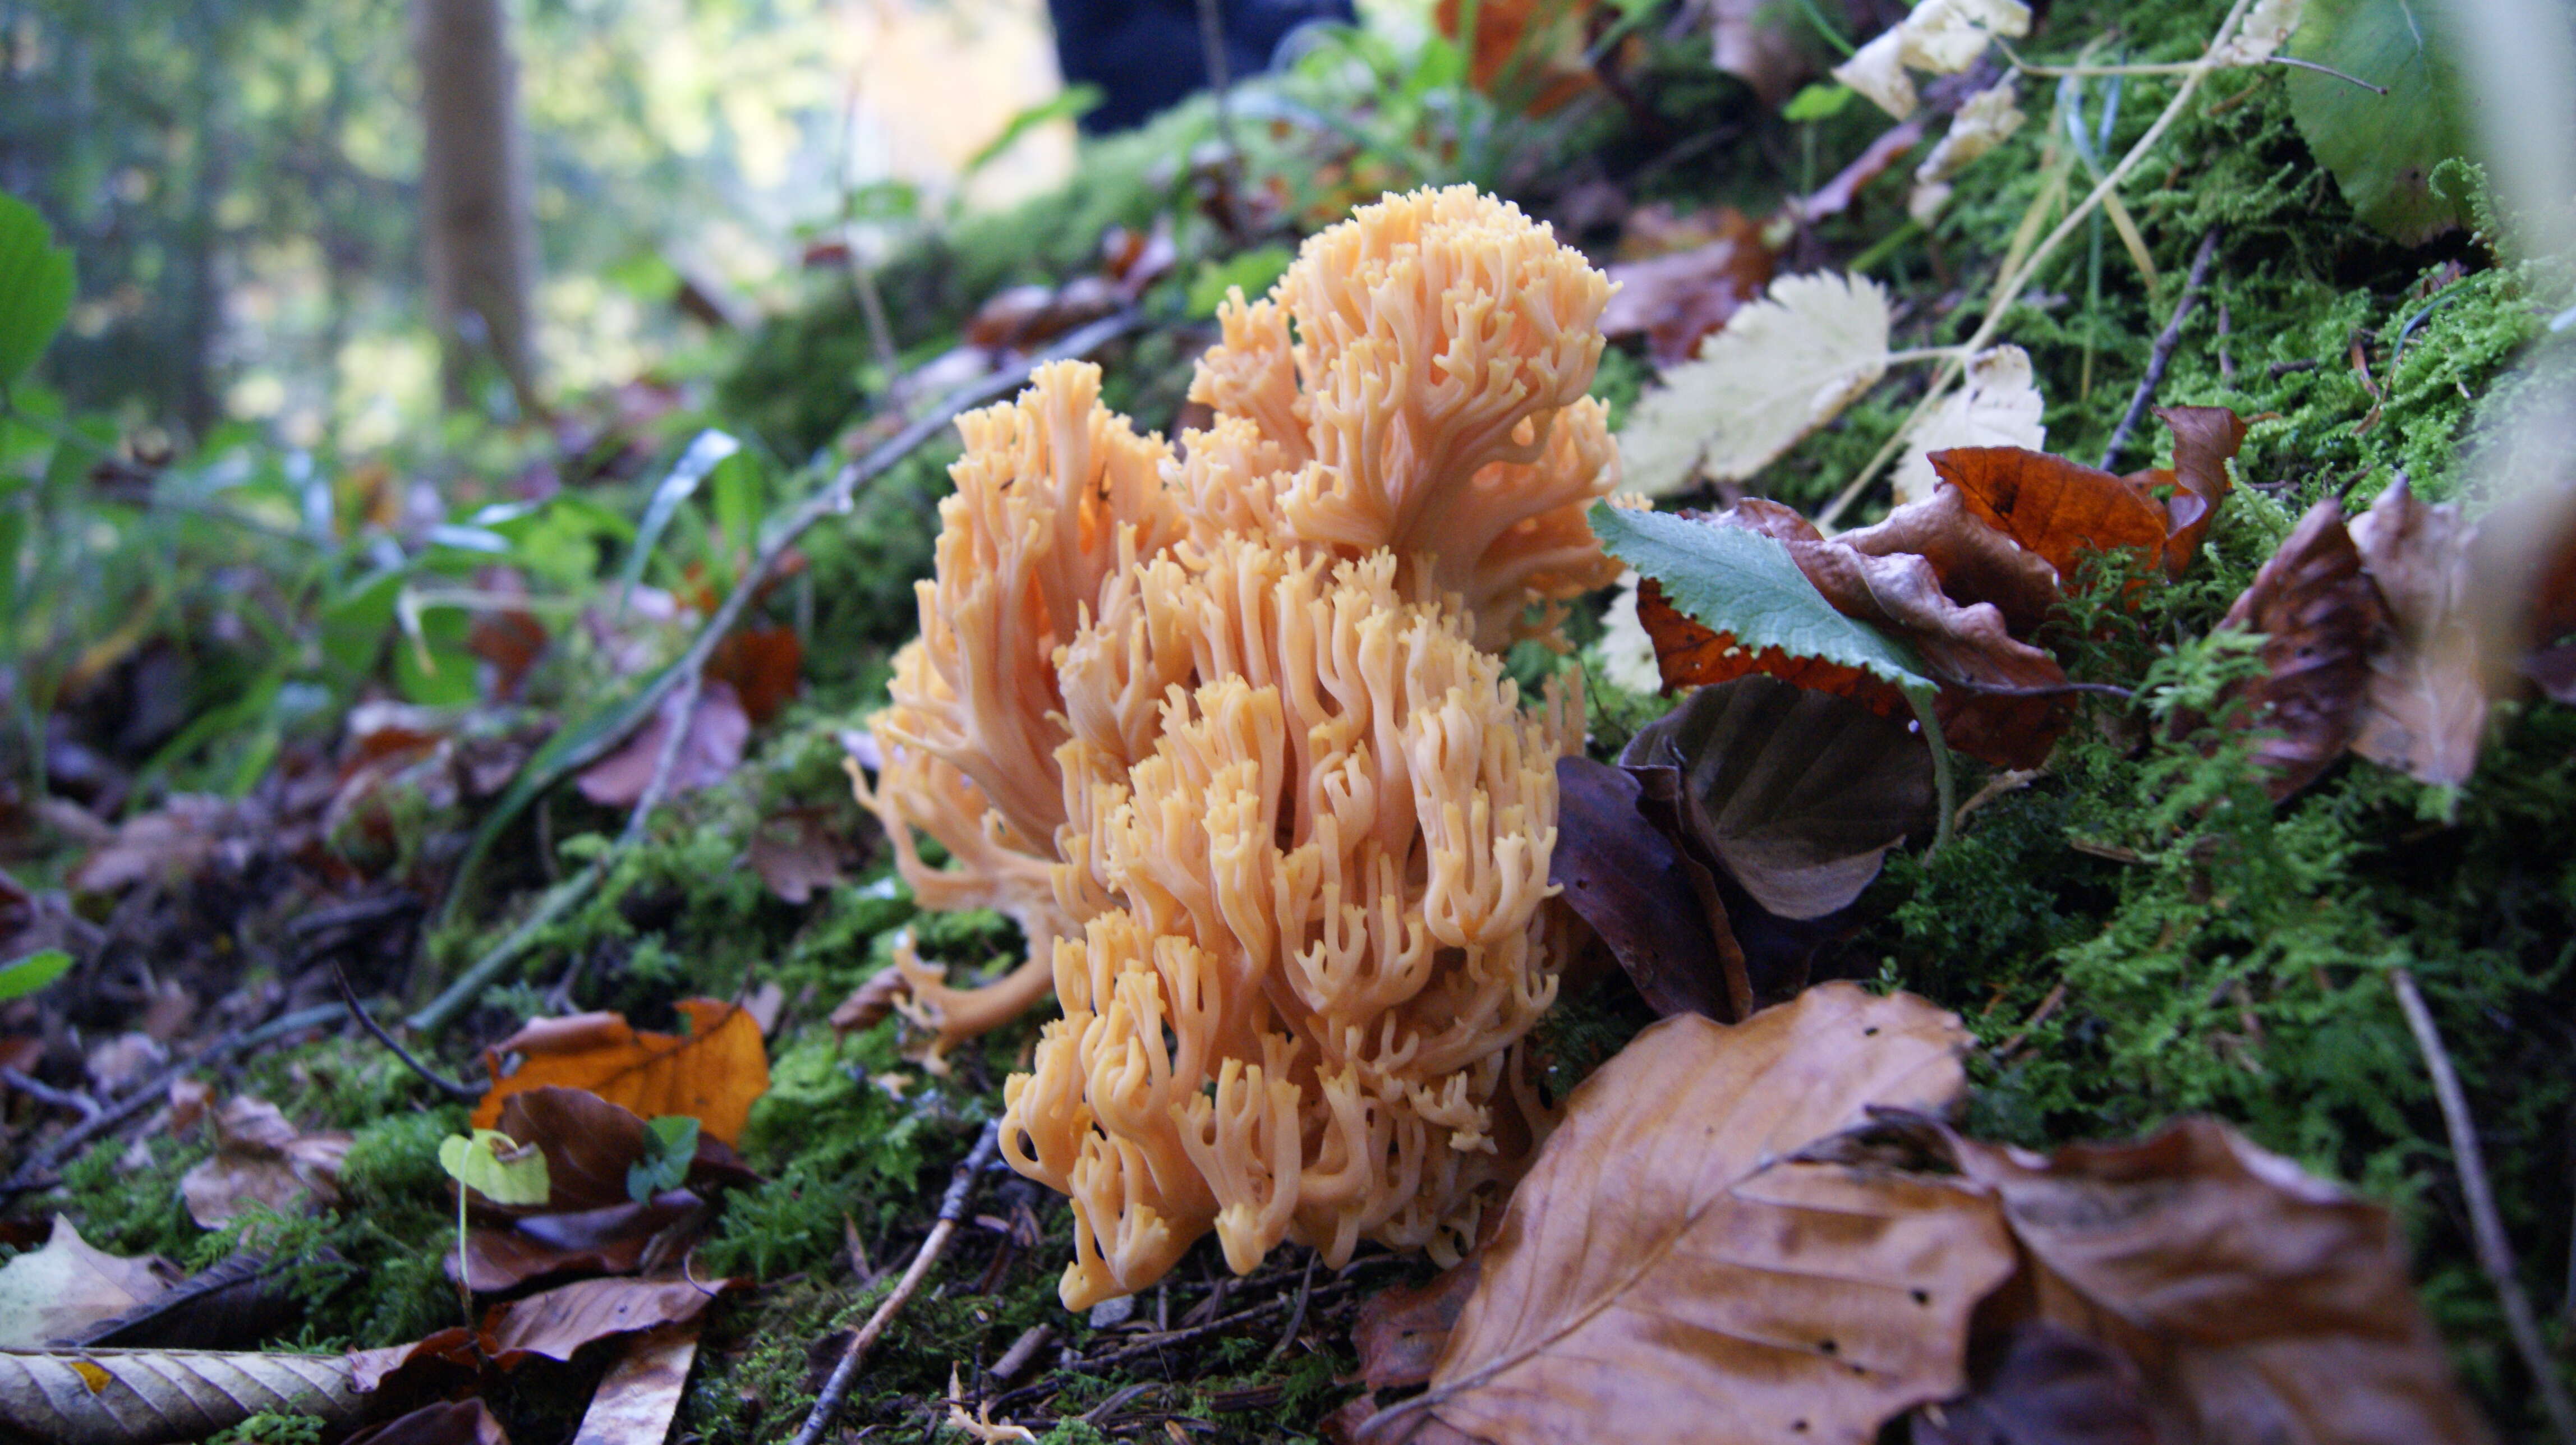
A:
[1187,246,1297,319]
[1784,82,1855,122]
[0,194,75,392]
[1589,501,1934,692]
[619,429,740,611]
[0,949,72,1003]
[438,1129,552,1207]
[2286,0,2474,245]
[627,1115,700,1203]
[963,86,1102,178]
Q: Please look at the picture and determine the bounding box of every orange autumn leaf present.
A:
[474,999,769,1147]
[1433,0,1597,111]
[705,623,803,726]
[1934,407,2247,583]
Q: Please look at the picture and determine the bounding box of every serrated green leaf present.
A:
[628,1115,700,1202]
[0,195,74,392]
[439,1129,552,1207]
[0,950,71,1003]
[1590,502,1933,692]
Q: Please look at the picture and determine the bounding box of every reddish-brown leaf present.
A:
[1945,1117,2495,1445]
[484,1087,758,1214]
[474,1000,770,1147]
[456,1197,706,1293]
[1364,986,2013,1445]
[1934,408,2245,583]
[2146,406,2250,574]
[1353,1255,1485,1394]
[482,1276,736,1368]
[745,807,848,904]
[2215,500,2387,799]
[705,624,802,727]
[466,609,548,699]
[178,1096,352,1228]
[1839,484,2064,638]
[829,965,911,1037]
[344,1399,510,1445]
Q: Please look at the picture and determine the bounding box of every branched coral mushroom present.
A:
[853,186,1622,1305]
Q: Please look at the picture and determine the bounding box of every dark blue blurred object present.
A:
[1048,0,1354,133]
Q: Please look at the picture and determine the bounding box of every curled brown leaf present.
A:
[2214,499,2386,799]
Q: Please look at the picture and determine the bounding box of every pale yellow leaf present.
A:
[0,1220,174,1349]
[1891,346,2048,505]
[1618,271,1892,495]
[0,1347,365,1445]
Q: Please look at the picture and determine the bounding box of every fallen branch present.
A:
[410,312,1146,1037]
[2391,967,2576,1445]
[790,1119,1006,1445]
[2100,227,2223,471]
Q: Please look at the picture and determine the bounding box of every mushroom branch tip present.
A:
[849,185,1621,1300]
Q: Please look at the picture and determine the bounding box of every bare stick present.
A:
[2100,227,2223,471]
[790,1120,1005,1445]
[0,1067,100,1122]
[2391,967,2576,1445]
[329,961,477,1101]
[410,312,1143,1037]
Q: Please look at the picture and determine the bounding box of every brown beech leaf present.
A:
[576,680,749,807]
[345,1398,511,1445]
[489,1087,758,1214]
[1601,208,1775,367]
[2215,500,2387,799]
[1364,986,2013,1445]
[746,807,849,904]
[1840,485,2064,639]
[1353,1255,1486,1393]
[1549,756,1749,1020]
[475,1000,771,1147]
[568,1323,698,1445]
[1622,676,1937,921]
[1934,408,2246,583]
[456,1196,706,1293]
[482,1276,737,1368]
[829,965,911,1036]
[1947,1117,2495,1445]
[1911,1321,2157,1445]
[2347,478,2501,786]
[0,1218,177,1348]
[705,624,803,728]
[178,1096,353,1228]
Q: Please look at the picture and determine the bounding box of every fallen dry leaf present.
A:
[2215,499,2387,798]
[1551,756,1750,1020]
[457,1197,708,1294]
[1945,1116,2495,1445]
[1620,271,1893,496]
[2347,478,2497,786]
[179,1096,353,1228]
[1703,0,1809,104]
[487,1087,758,1214]
[705,623,803,727]
[482,1275,735,1368]
[1934,408,2246,584]
[745,807,850,904]
[1600,208,1775,367]
[1353,1258,1485,1395]
[570,1323,698,1445]
[1912,1320,2157,1445]
[1623,675,1938,921]
[1362,985,2014,1444]
[346,1398,512,1445]
[828,964,910,1036]
[576,680,750,808]
[475,1000,771,1147]
[1832,0,2032,118]
[0,1218,177,1348]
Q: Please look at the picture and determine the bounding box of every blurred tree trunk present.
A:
[415,0,542,415]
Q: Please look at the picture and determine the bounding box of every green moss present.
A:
[203,1412,329,1445]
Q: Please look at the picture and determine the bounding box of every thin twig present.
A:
[1264,1254,1315,1363]
[985,1276,1373,1416]
[2390,967,2576,1445]
[409,312,1144,1037]
[1991,979,2068,1060]
[0,1067,100,1122]
[2101,227,2223,471]
[790,1120,1005,1445]
[328,960,477,1101]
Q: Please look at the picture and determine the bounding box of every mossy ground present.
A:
[12,0,2575,1437]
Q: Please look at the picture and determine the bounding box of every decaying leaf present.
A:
[1622,676,1937,921]
[1600,208,1775,367]
[1701,0,1810,105]
[1833,0,2033,117]
[1891,347,2048,506]
[2347,478,2497,786]
[828,964,911,1036]
[1619,272,1893,496]
[1353,1258,1485,1395]
[570,1324,698,1445]
[2212,0,2305,66]
[1912,1321,2157,1445]
[1363,986,2013,1444]
[481,1276,736,1368]
[0,1218,176,1349]
[475,1000,771,1147]
[704,623,803,727]
[1945,1117,2496,1445]
[745,807,850,904]
[2214,499,2386,798]
[72,1249,308,1352]
[1935,407,2246,584]
[1910,80,2028,223]
[488,1088,756,1216]
[576,680,751,808]
[178,1096,353,1228]
[1551,756,1749,1020]
[0,1346,367,1445]
[346,1398,511,1445]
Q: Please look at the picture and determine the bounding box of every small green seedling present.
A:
[0,949,71,1002]
[437,1129,549,1320]
[628,1115,700,1203]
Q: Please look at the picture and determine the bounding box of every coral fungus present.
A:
[854,186,1622,1305]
